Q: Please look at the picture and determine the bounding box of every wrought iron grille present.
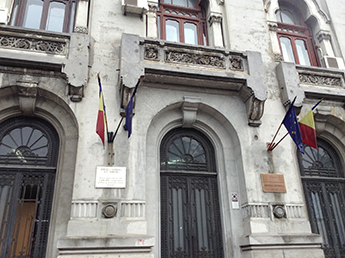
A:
[160,128,223,258]
[0,117,59,258]
[299,139,345,258]
[160,128,216,172]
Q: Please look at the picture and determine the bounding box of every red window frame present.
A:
[157,0,207,45]
[10,0,77,33]
[276,6,319,67]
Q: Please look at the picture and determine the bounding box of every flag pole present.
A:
[267,96,297,151]
[268,97,321,152]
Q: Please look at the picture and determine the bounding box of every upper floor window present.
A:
[276,3,319,66]
[10,0,77,33]
[157,0,207,45]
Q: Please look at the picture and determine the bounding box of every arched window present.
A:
[0,117,59,258]
[299,139,345,258]
[10,0,77,33]
[160,128,223,257]
[276,2,319,66]
[157,0,207,45]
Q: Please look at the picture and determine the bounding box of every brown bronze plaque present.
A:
[261,173,286,193]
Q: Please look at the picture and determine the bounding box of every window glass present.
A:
[46,2,66,32]
[69,1,76,33]
[188,0,196,8]
[295,39,311,66]
[10,0,19,26]
[279,37,295,63]
[173,0,187,7]
[184,22,197,44]
[23,0,43,29]
[166,20,180,42]
[281,10,295,24]
[202,22,207,46]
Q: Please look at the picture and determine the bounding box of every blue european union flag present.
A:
[283,100,304,154]
[124,77,141,138]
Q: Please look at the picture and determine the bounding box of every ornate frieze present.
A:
[144,44,159,60]
[165,49,225,69]
[74,26,88,34]
[230,56,244,71]
[242,203,306,219]
[299,73,342,87]
[0,35,67,55]
[71,201,98,219]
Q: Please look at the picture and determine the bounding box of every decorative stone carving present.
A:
[0,35,67,55]
[208,14,222,26]
[274,53,284,62]
[165,50,225,69]
[299,73,341,87]
[121,201,145,218]
[71,201,98,219]
[102,203,118,218]
[267,21,278,31]
[316,30,331,43]
[273,205,286,219]
[144,45,159,60]
[230,56,244,71]
[74,26,88,34]
[246,96,265,127]
[17,87,38,116]
[148,3,158,13]
[69,85,84,102]
[181,96,201,128]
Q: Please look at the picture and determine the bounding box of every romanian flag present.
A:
[299,110,317,149]
[96,75,106,146]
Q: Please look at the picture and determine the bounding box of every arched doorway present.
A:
[0,116,59,258]
[299,139,345,258]
[160,128,223,257]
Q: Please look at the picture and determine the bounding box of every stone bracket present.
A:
[181,96,201,128]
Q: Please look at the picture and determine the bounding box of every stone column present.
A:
[207,12,223,48]
[316,30,335,57]
[74,0,89,34]
[147,0,158,38]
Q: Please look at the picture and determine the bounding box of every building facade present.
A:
[0,0,344,257]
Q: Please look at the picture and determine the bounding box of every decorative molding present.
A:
[310,0,331,24]
[285,204,305,219]
[74,26,88,34]
[0,35,67,55]
[144,44,159,60]
[121,201,145,218]
[70,201,98,219]
[165,49,225,69]
[242,203,306,219]
[299,73,342,87]
[102,203,118,218]
[246,96,265,126]
[242,203,270,219]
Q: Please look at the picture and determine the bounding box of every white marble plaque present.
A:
[95,167,126,188]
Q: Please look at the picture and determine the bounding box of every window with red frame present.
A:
[157,0,207,45]
[276,3,319,66]
[10,0,77,33]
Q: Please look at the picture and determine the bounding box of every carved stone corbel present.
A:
[69,85,84,102]
[16,75,39,116]
[18,87,38,116]
[240,86,265,127]
[181,96,201,128]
